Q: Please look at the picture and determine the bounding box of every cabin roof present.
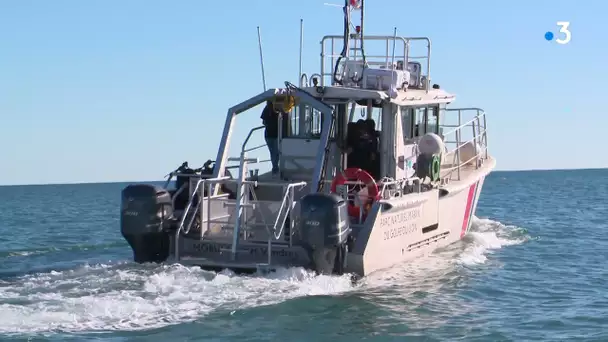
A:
[301,86,455,106]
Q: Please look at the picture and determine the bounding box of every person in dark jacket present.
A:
[350,119,380,179]
[363,119,380,179]
[260,101,288,175]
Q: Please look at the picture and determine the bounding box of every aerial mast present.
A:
[332,0,367,86]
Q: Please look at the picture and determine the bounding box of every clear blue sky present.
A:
[0,0,604,185]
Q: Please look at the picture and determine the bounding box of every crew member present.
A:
[260,101,288,176]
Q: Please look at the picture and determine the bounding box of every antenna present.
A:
[331,0,366,86]
[389,27,398,99]
[299,19,304,84]
[390,27,398,68]
[256,26,267,91]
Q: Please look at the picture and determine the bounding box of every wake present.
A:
[0,216,529,335]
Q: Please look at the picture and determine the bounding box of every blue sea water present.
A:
[0,169,606,341]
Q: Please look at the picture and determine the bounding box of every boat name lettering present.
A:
[383,223,417,240]
[389,199,426,210]
[379,207,421,227]
[192,243,298,258]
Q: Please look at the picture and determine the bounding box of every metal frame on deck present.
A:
[193,86,337,263]
[319,35,432,92]
[211,87,335,196]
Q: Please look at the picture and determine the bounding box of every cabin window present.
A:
[414,107,426,136]
[400,107,415,140]
[400,105,440,142]
[424,106,440,135]
[287,104,332,139]
[348,105,382,127]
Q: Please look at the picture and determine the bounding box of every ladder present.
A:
[228,152,258,261]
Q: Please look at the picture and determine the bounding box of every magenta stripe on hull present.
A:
[460,181,479,238]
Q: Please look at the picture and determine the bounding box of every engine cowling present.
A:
[298,193,351,275]
[120,184,173,263]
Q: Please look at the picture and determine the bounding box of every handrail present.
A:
[440,135,487,173]
[271,181,307,240]
[320,35,432,92]
[228,122,309,261]
[243,125,266,153]
[316,176,423,224]
[442,115,483,137]
[178,176,231,234]
[243,126,265,150]
[173,176,231,261]
[244,143,267,154]
[440,108,489,181]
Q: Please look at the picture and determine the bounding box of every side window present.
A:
[426,106,438,134]
[308,108,322,136]
[414,107,426,136]
[288,104,330,139]
[401,107,414,142]
[401,105,440,140]
[289,107,299,136]
[349,105,382,127]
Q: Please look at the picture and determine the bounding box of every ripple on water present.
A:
[1,171,608,341]
[0,216,528,339]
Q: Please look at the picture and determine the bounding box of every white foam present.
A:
[0,216,528,335]
[362,215,529,290]
[0,264,356,334]
[353,216,530,330]
[457,216,528,266]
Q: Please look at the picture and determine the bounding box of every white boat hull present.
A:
[346,157,494,276]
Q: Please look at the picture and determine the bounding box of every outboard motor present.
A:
[298,193,351,275]
[120,184,173,263]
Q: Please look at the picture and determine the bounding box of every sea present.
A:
[0,169,606,341]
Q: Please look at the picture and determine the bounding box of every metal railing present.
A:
[319,35,432,92]
[174,175,231,261]
[231,126,310,259]
[173,175,307,264]
[440,108,489,181]
[320,175,423,224]
[260,180,306,264]
[173,125,308,264]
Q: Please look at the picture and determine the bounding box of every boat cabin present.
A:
[277,88,454,185]
[211,30,461,201]
[193,1,489,253]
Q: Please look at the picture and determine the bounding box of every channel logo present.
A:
[545,22,571,44]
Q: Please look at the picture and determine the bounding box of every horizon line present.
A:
[1,166,606,187]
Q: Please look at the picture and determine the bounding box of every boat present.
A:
[119,0,495,277]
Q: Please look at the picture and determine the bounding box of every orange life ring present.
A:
[330,168,380,219]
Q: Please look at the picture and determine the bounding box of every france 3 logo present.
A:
[545,22,571,45]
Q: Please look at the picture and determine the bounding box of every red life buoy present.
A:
[330,168,380,219]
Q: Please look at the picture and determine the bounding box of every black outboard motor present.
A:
[121,184,173,263]
[298,193,351,275]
